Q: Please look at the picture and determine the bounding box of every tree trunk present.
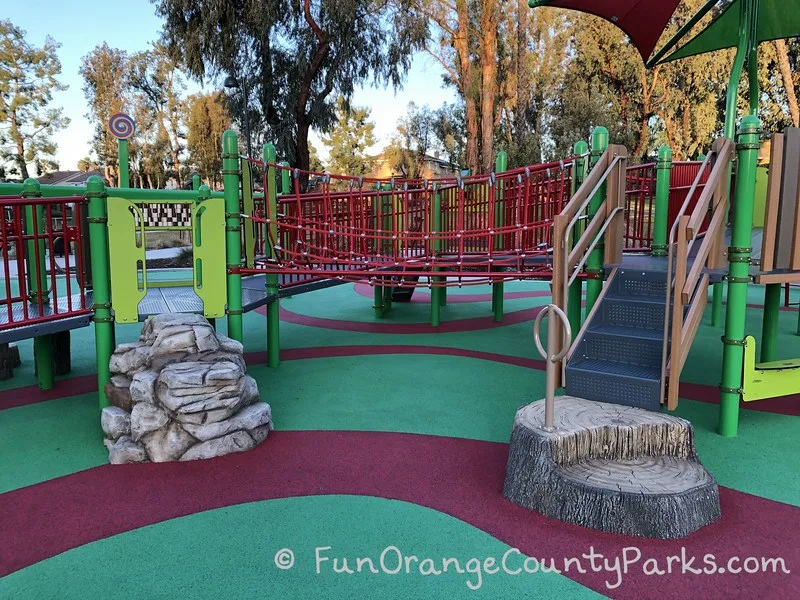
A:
[455,0,479,173]
[479,3,498,173]
[516,0,528,134]
[775,39,800,127]
[9,112,30,180]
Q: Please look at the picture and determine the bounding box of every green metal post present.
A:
[21,179,53,391]
[431,188,442,326]
[117,138,130,188]
[652,145,672,257]
[567,141,589,335]
[263,145,280,367]
[719,115,761,438]
[585,127,609,316]
[761,283,780,362]
[747,0,760,116]
[279,161,291,195]
[86,176,114,408]
[192,172,201,190]
[713,0,753,328]
[492,151,507,322]
[222,130,244,343]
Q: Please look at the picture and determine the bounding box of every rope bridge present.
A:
[238,155,594,288]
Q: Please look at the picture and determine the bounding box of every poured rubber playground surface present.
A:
[1,280,799,599]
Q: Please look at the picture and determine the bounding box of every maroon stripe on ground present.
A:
[276,304,544,333]
[1,430,797,598]
[0,377,97,411]
[352,282,553,304]
[3,344,799,417]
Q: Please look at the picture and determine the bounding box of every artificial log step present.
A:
[503,396,720,539]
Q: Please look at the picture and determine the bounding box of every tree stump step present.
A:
[503,396,721,539]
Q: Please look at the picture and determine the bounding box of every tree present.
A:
[322,96,376,178]
[155,0,427,173]
[0,20,69,179]
[80,43,130,182]
[185,92,232,185]
[383,102,435,178]
[77,156,100,172]
[129,43,187,185]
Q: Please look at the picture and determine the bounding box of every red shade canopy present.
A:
[531,0,683,62]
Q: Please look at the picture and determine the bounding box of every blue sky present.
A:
[7,0,456,170]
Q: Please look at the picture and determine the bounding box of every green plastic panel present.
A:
[242,159,255,268]
[107,197,147,324]
[742,335,800,401]
[192,198,227,318]
[664,0,800,63]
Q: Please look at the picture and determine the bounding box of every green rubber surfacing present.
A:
[0,496,605,599]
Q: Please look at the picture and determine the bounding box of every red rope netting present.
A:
[238,156,589,288]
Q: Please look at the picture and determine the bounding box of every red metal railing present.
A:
[624,163,656,251]
[623,160,710,251]
[0,196,91,331]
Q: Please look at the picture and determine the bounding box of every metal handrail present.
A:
[658,138,732,405]
[533,304,572,431]
[559,155,624,329]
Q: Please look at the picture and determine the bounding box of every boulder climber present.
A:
[100,314,273,463]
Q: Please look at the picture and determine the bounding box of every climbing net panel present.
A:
[239,157,581,288]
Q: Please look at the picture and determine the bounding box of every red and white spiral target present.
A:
[108,113,136,139]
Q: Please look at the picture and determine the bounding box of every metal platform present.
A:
[0,292,94,344]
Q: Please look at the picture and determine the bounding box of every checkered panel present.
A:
[133,203,193,228]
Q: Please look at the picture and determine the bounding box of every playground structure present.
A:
[0,111,794,439]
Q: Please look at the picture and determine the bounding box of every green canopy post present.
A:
[719,115,761,438]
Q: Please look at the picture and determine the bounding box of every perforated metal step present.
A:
[599,297,667,330]
[575,329,664,368]
[565,267,670,412]
[566,358,662,411]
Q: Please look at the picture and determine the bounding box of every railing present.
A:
[623,160,709,252]
[243,156,578,287]
[552,144,629,383]
[661,138,733,409]
[0,196,92,331]
[624,162,656,251]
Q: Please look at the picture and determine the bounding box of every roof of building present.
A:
[36,170,108,186]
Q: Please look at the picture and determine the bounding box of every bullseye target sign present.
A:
[108,112,136,139]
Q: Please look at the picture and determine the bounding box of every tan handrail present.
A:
[660,137,733,409]
[551,145,628,386]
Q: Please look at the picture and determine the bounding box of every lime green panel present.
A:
[665,0,800,63]
[192,198,227,318]
[107,197,146,324]
[742,335,800,401]
[242,159,255,268]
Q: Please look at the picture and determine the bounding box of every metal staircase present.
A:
[566,269,669,411]
[554,137,733,412]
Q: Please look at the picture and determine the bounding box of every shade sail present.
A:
[663,0,800,62]
[531,0,684,61]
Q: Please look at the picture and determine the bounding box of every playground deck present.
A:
[0,279,798,599]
